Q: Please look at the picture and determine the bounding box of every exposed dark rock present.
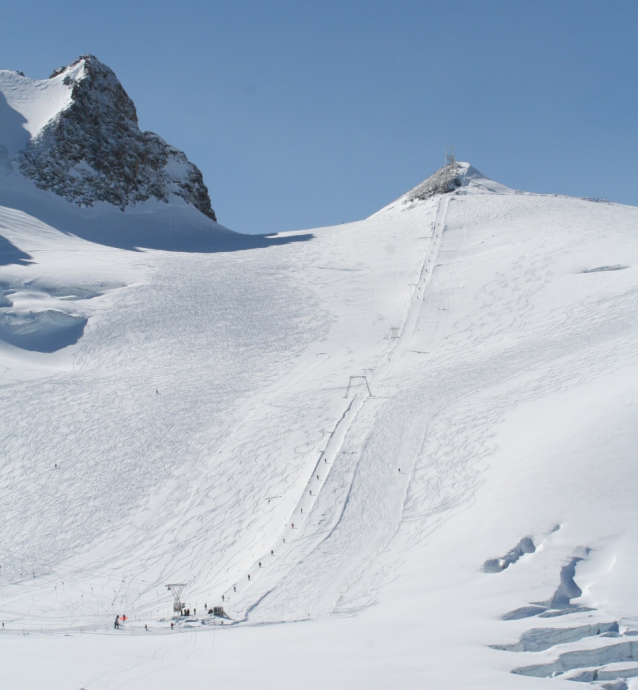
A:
[17,55,216,221]
[403,162,463,203]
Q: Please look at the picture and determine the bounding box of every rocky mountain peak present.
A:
[403,162,465,202]
[49,54,140,124]
[14,55,216,220]
[372,162,515,217]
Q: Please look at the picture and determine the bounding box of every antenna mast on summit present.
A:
[445,146,456,166]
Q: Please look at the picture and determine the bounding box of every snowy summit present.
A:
[0,55,215,219]
[1,57,638,690]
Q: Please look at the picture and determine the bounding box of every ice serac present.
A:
[12,55,216,220]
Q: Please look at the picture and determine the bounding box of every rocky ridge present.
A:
[16,55,216,220]
[403,162,464,202]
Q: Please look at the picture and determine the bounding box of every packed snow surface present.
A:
[1,162,638,690]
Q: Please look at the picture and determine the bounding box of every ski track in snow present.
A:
[0,247,324,617]
[0,194,443,627]
[2,182,638,689]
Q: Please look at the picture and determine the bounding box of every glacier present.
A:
[1,57,638,690]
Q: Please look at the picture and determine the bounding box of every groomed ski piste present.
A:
[2,153,638,689]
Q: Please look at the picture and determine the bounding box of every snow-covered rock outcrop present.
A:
[374,161,515,216]
[0,55,216,220]
[401,161,514,202]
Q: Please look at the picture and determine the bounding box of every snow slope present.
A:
[1,161,638,690]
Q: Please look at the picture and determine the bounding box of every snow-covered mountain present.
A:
[0,55,215,219]
[2,60,638,690]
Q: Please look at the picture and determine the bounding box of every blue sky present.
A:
[2,1,637,233]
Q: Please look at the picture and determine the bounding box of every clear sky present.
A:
[1,1,637,233]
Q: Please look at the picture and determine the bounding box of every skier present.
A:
[222,595,225,602]
[259,561,262,568]
[233,586,236,592]
[248,574,251,581]
[171,621,174,630]
[114,615,120,629]
[145,624,148,631]
[271,550,274,555]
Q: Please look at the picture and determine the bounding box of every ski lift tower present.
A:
[445,146,456,166]
[344,375,373,398]
[166,583,187,615]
